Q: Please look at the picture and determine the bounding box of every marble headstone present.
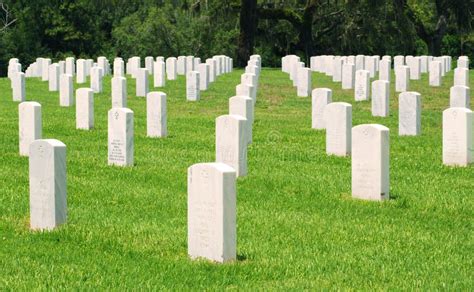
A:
[29,139,67,230]
[354,70,370,101]
[108,108,134,167]
[324,102,352,156]
[312,88,332,129]
[399,91,421,136]
[395,65,410,92]
[153,61,166,88]
[146,92,167,138]
[352,124,390,201]
[442,107,472,166]
[136,68,149,97]
[450,86,470,109]
[19,102,42,156]
[59,74,74,107]
[112,76,127,108]
[215,115,248,177]
[76,88,94,130]
[187,162,236,263]
[186,71,200,101]
[229,95,253,144]
[371,80,389,117]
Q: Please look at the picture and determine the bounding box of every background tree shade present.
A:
[0,0,472,74]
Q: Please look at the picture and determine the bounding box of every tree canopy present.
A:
[0,0,472,74]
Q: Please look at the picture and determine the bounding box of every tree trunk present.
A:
[299,0,319,64]
[430,15,447,56]
[237,0,257,67]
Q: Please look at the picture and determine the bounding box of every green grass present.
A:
[0,68,473,289]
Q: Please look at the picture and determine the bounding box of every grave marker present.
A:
[352,124,390,201]
[216,115,247,177]
[187,162,236,263]
[324,102,352,156]
[76,88,94,130]
[29,139,67,231]
[19,102,42,156]
[146,92,167,138]
[399,91,421,136]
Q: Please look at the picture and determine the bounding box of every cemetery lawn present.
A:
[1,69,473,290]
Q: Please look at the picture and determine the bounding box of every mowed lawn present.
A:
[0,67,472,289]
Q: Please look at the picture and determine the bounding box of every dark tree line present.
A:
[0,0,472,74]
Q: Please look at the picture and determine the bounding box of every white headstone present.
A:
[312,88,332,129]
[185,56,194,73]
[206,58,216,83]
[409,57,421,80]
[76,88,94,130]
[355,55,365,71]
[108,108,134,167]
[177,56,187,75]
[48,64,60,91]
[324,102,352,156]
[394,56,404,69]
[342,63,355,89]
[12,72,26,102]
[186,71,200,101]
[112,77,127,108]
[216,115,247,177]
[352,124,390,201]
[29,139,67,231]
[153,61,166,88]
[354,70,370,101]
[113,58,125,77]
[19,102,42,156]
[229,95,253,144]
[371,80,390,117]
[457,56,469,69]
[145,56,154,75]
[236,83,255,106]
[42,58,51,81]
[429,61,442,87]
[395,65,410,92]
[332,57,343,82]
[365,56,376,78]
[450,86,470,109]
[297,67,311,97]
[194,57,201,69]
[198,63,210,91]
[136,68,149,97]
[454,68,469,87]
[90,67,103,93]
[85,59,93,76]
[379,59,391,82]
[58,61,65,75]
[147,92,167,138]
[420,55,428,73]
[65,57,75,76]
[241,73,257,103]
[76,59,87,84]
[36,57,43,77]
[59,74,74,107]
[442,107,473,166]
[399,91,421,136]
[187,162,236,263]
[166,57,177,80]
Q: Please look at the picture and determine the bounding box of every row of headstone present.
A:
[187,54,261,263]
[302,55,467,93]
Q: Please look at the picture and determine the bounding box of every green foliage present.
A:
[0,0,471,72]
